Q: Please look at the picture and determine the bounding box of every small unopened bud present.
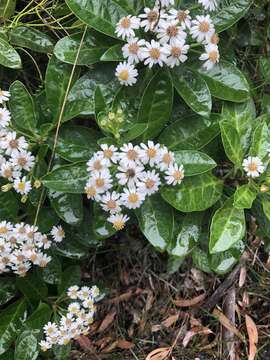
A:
[115,133,120,140]
[260,184,269,193]
[100,120,107,127]
[1,183,13,192]
[108,112,115,121]
[21,195,28,203]
[117,108,123,115]
[34,180,41,189]
[117,116,124,123]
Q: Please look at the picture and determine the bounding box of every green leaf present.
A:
[0,37,21,69]
[159,114,221,151]
[92,203,116,240]
[192,248,211,273]
[210,241,244,275]
[262,199,270,221]
[9,81,37,134]
[161,173,223,212]
[0,300,27,355]
[249,121,270,159]
[113,0,143,14]
[171,67,211,117]
[49,190,83,225]
[10,27,54,53]
[0,349,14,359]
[56,126,101,162]
[25,303,52,330]
[53,344,71,360]
[197,60,250,102]
[220,120,243,167]
[174,150,216,176]
[0,192,18,221]
[40,256,62,285]
[0,278,16,306]
[14,330,38,360]
[137,69,173,140]
[16,272,48,304]
[65,0,127,38]
[0,0,16,19]
[209,198,246,254]
[259,57,270,84]
[136,194,174,252]
[42,162,88,194]
[55,234,89,259]
[122,123,147,142]
[54,33,107,65]
[100,44,124,61]
[58,265,81,295]
[167,213,202,258]
[234,184,257,209]
[213,0,252,33]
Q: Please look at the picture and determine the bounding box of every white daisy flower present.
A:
[115,15,140,39]
[0,221,12,236]
[139,7,166,32]
[158,147,175,171]
[139,141,161,166]
[0,108,11,128]
[156,20,187,44]
[121,187,145,209]
[108,213,129,231]
[87,153,109,172]
[39,340,52,352]
[67,286,80,300]
[165,163,185,185]
[198,0,218,11]
[190,15,215,43]
[91,169,112,193]
[51,225,65,243]
[137,170,161,196]
[115,62,138,86]
[158,0,175,7]
[122,37,145,64]
[0,90,10,104]
[119,142,141,166]
[1,132,28,156]
[11,150,35,171]
[98,144,119,164]
[100,191,121,213]
[203,32,219,45]
[78,286,91,301]
[13,176,32,195]
[84,180,98,200]
[242,156,265,178]
[34,253,51,268]
[141,40,168,68]
[68,302,81,315]
[116,162,144,187]
[199,43,220,70]
[163,39,190,67]
[44,322,58,337]
[0,162,21,181]
[168,9,191,29]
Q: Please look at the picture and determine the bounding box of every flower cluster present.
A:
[85,142,184,230]
[115,0,220,86]
[0,89,35,196]
[40,285,99,351]
[0,222,65,276]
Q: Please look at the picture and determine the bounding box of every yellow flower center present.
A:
[3,168,12,178]
[199,21,210,33]
[128,193,139,203]
[120,17,131,28]
[128,43,139,54]
[57,229,65,238]
[248,162,258,172]
[210,33,219,45]
[95,178,105,188]
[127,149,138,160]
[166,25,178,37]
[86,186,96,198]
[113,220,125,231]
[146,179,155,189]
[163,153,172,164]
[93,160,102,171]
[18,157,27,167]
[119,70,129,81]
[171,47,181,58]
[9,139,18,148]
[173,170,183,181]
[0,226,7,234]
[147,148,157,158]
[149,48,161,60]
[107,199,117,210]
[17,182,25,191]
[147,10,158,22]
[209,50,218,63]
[177,11,187,22]
[103,149,113,159]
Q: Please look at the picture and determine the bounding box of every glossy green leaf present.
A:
[161,173,223,212]
[210,241,244,275]
[0,37,21,69]
[0,278,16,306]
[168,213,202,257]
[159,114,221,151]
[0,0,16,18]
[58,265,81,295]
[249,121,270,159]
[213,0,252,33]
[234,184,257,209]
[220,120,243,167]
[56,126,101,162]
[0,192,18,221]
[53,344,71,360]
[92,203,116,240]
[122,123,147,142]
[14,330,38,360]
[0,349,14,359]
[113,0,143,14]
[42,162,88,194]
[10,27,54,53]
[209,198,246,254]
[0,300,26,355]
[174,150,216,176]
[54,33,107,65]
[9,81,37,134]
[55,235,89,260]
[49,190,83,225]
[262,199,270,221]
[40,256,62,285]
[100,44,124,61]
[16,272,48,304]
[136,194,174,252]
[197,60,250,102]
[65,0,127,38]
[171,67,211,117]
[94,85,107,116]
[137,69,173,140]
[25,303,52,330]
[192,248,211,273]
[222,100,255,154]
[259,57,270,84]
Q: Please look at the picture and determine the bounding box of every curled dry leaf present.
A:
[239,266,247,288]
[145,347,171,360]
[97,310,116,333]
[245,314,258,360]
[173,293,206,307]
[182,326,213,347]
[161,313,180,328]
[213,309,244,341]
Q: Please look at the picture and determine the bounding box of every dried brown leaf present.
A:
[239,266,247,288]
[213,309,244,341]
[162,314,179,328]
[145,347,171,360]
[98,310,116,333]
[173,293,206,307]
[182,326,212,347]
[116,339,135,349]
[245,314,258,360]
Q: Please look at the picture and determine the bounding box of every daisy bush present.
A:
[0,0,269,358]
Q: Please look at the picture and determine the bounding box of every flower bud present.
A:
[1,183,13,192]
[34,180,41,189]
[260,184,269,193]
[21,195,28,203]
[108,112,115,121]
